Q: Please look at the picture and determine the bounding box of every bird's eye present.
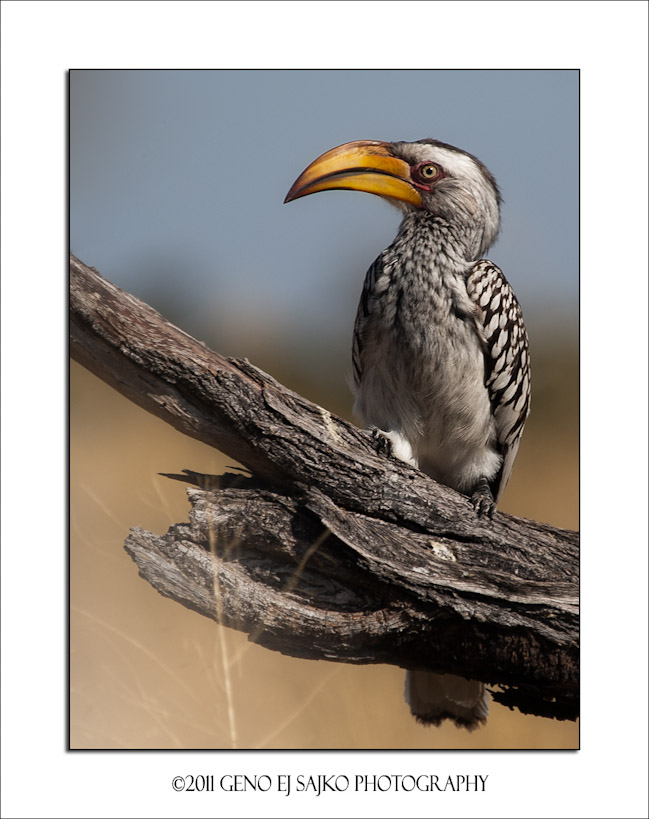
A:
[412,161,443,187]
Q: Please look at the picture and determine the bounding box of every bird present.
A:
[284,138,531,729]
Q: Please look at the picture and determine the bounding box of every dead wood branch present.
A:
[70,254,579,721]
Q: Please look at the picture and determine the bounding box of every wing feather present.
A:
[351,254,383,390]
[467,260,531,500]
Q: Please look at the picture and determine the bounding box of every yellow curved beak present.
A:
[284,140,422,207]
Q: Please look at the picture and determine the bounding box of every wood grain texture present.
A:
[71,254,579,721]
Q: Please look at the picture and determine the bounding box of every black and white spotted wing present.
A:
[466,260,531,500]
[351,253,384,389]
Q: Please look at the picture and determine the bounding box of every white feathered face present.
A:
[285,138,501,256]
[389,140,501,252]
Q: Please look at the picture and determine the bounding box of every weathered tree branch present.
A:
[70,254,579,721]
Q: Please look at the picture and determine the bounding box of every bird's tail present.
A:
[405,671,489,730]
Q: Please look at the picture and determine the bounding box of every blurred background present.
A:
[70,69,578,750]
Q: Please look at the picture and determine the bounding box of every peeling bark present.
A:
[71,254,579,721]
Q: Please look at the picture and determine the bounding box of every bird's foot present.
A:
[369,426,393,458]
[470,478,496,518]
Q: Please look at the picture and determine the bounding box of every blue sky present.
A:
[70,69,578,357]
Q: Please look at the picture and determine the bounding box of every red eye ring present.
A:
[411,161,445,189]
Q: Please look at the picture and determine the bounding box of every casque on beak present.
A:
[284,140,422,207]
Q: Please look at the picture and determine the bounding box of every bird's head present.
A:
[285,139,501,257]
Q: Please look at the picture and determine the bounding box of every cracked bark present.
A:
[70,253,579,721]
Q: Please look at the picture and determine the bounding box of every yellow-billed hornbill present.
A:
[285,139,530,729]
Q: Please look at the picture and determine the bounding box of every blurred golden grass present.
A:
[70,352,578,750]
